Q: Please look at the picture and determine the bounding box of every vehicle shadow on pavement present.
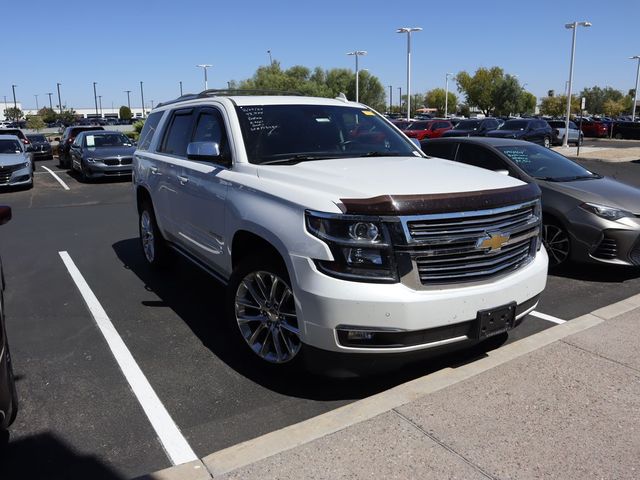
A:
[550,263,640,282]
[0,432,124,480]
[113,238,498,401]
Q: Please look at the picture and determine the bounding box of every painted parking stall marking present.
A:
[529,310,566,324]
[58,250,197,466]
[41,165,70,191]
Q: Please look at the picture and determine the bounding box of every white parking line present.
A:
[41,165,70,191]
[529,310,566,324]
[58,251,197,466]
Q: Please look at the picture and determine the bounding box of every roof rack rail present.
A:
[155,89,306,109]
[197,89,305,97]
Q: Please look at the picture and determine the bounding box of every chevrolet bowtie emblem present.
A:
[477,232,510,252]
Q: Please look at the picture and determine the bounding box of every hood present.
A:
[83,146,136,158]
[0,153,27,166]
[256,155,525,202]
[442,129,478,137]
[542,176,640,214]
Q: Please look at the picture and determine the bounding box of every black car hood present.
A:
[487,129,525,138]
[442,129,480,136]
[83,146,135,158]
[542,176,640,214]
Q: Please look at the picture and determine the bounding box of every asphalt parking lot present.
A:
[1,152,640,479]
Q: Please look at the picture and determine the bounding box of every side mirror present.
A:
[0,206,11,226]
[187,141,225,163]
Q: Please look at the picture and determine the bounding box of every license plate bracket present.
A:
[473,302,516,339]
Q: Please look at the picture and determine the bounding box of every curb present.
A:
[138,292,640,479]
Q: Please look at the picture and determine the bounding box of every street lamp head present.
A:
[397,27,422,33]
[347,50,367,56]
[196,64,212,68]
[631,55,640,60]
[565,21,591,29]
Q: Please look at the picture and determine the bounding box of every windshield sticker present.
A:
[362,110,375,116]
[500,148,530,165]
[86,135,95,147]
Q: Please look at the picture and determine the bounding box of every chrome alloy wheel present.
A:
[234,271,301,364]
[543,223,570,266]
[140,210,155,263]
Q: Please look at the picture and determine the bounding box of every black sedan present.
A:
[26,134,53,161]
[441,118,501,138]
[421,137,640,267]
[69,131,135,182]
[486,119,554,148]
[0,205,18,438]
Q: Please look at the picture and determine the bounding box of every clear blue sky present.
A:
[2,0,638,111]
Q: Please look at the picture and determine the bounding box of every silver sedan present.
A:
[0,135,33,189]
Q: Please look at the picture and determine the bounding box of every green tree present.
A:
[492,75,525,116]
[119,105,133,120]
[424,88,458,116]
[37,107,57,124]
[539,96,580,117]
[456,67,504,116]
[579,86,624,115]
[26,115,45,131]
[602,99,626,117]
[4,107,23,122]
[355,71,386,112]
[58,109,77,125]
[521,92,537,115]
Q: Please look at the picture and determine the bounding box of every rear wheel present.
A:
[614,132,623,140]
[139,201,169,267]
[543,220,570,267]
[227,257,303,369]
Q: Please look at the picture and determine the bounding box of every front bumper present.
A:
[0,165,32,187]
[84,161,132,178]
[565,207,640,266]
[289,248,548,354]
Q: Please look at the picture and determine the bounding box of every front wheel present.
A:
[139,201,169,267]
[543,221,570,267]
[227,257,303,368]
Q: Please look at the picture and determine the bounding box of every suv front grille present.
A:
[103,157,132,166]
[0,164,24,184]
[401,201,540,285]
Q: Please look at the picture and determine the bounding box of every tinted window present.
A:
[501,120,529,130]
[137,111,163,151]
[483,120,499,130]
[455,144,508,171]
[0,139,22,153]
[496,144,597,181]
[192,109,231,160]
[84,133,132,147]
[569,121,578,129]
[160,110,194,157]
[434,122,450,129]
[406,121,429,130]
[421,142,457,160]
[454,120,480,130]
[27,134,46,142]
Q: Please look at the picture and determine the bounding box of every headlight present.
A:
[20,161,30,169]
[86,157,99,163]
[305,211,398,282]
[579,202,634,221]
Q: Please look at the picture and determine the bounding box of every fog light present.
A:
[345,248,383,265]
[347,330,375,341]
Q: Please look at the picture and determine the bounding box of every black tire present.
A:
[79,162,90,183]
[614,132,623,140]
[226,256,303,371]
[139,200,169,268]
[542,219,571,268]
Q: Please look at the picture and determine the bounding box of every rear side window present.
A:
[159,110,195,157]
[455,144,508,172]
[137,111,163,151]
[422,142,457,160]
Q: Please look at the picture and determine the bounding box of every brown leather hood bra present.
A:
[339,182,541,216]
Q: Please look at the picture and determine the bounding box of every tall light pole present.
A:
[347,50,367,103]
[196,64,212,90]
[563,21,591,147]
[56,82,62,113]
[11,85,17,111]
[397,27,422,120]
[630,55,640,122]
[179,81,183,96]
[388,85,392,113]
[93,82,99,115]
[98,95,103,116]
[47,92,53,110]
[398,87,402,111]
[140,81,146,118]
[34,94,39,111]
[444,72,453,118]
[267,50,273,66]
[124,90,131,110]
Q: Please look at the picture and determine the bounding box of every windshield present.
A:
[85,133,132,147]
[500,120,529,130]
[235,104,420,164]
[0,139,22,153]
[496,144,598,181]
[27,134,46,142]
[453,120,480,130]
[406,121,430,131]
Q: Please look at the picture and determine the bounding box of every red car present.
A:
[580,119,609,138]
[403,120,453,140]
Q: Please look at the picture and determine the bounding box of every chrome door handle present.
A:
[149,166,159,175]
[177,175,189,185]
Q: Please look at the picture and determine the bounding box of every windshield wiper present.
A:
[260,155,335,165]
[557,174,601,182]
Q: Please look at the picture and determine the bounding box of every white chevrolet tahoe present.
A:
[133,91,548,374]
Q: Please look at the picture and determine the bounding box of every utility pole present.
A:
[57,83,62,113]
[179,81,183,96]
[388,85,392,113]
[93,82,99,115]
[47,92,53,110]
[11,84,17,110]
[140,81,146,118]
[34,94,39,111]
[124,90,131,110]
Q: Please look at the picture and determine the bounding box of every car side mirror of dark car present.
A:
[0,206,12,226]
[187,141,229,166]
